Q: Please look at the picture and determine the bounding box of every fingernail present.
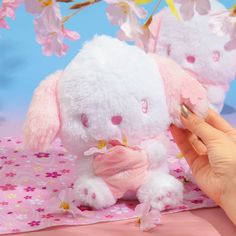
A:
[181,104,190,118]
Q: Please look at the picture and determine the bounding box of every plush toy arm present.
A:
[140,136,170,170]
[151,55,209,127]
[207,85,226,113]
[23,71,62,151]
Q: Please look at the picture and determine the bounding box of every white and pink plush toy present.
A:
[24,35,209,212]
[146,0,236,113]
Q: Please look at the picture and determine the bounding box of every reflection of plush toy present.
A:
[146,1,236,113]
[24,35,209,211]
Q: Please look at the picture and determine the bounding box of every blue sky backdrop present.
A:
[0,0,235,136]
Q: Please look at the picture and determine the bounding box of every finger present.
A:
[170,125,199,166]
[180,105,223,145]
[170,125,209,176]
[206,109,235,132]
[188,134,207,156]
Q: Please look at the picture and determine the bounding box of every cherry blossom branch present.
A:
[144,0,162,27]
[56,0,74,2]
[62,0,102,23]
[0,0,235,56]
[70,0,102,9]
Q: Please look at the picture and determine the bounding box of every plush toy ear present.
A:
[23,70,62,151]
[151,55,209,127]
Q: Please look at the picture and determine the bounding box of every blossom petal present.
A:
[195,0,211,15]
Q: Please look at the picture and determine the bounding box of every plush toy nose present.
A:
[186,55,196,64]
[111,115,122,125]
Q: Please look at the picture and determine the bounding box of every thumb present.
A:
[180,105,223,145]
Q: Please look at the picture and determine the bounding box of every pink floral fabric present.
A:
[0,137,216,235]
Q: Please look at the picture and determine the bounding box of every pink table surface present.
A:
[14,207,236,236]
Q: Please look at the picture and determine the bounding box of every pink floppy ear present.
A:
[23,70,62,151]
[151,55,209,127]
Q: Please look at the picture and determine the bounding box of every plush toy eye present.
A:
[81,113,89,128]
[167,44,171,56]
[212,50,220,62]
[111,115,122,125]
[186,55,196,64]
[141,99,148,113]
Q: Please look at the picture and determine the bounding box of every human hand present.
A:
[170,105,236,225]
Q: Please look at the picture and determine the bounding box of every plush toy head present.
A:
[58,36,171,156]
[147,1,236,88]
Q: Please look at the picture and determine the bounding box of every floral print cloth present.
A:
[0,137,216,235]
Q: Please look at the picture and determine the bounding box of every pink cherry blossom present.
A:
[48,189,84,217]
[24,0,48,14]
[105,0,147,42]
[175,0,211,21]
[25,0,80,56]
[209,8,236,51]
[135,202,161,231]
[0,0,21,29]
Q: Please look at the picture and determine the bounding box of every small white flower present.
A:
[63,155,77,161]
[0,147,7,154]
[110,206,129,214]
[29,198,44,205]
[16,214,28,220]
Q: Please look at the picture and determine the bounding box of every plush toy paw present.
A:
[137,171,183,211]
[74,176,116,209]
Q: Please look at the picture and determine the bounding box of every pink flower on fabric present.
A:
[24,187,35,192]
[175,0,211,21]
[34,152,50,158]
[0,0,21,29]
[105,0,147,41]
[60,169,70,174]
[0,184,17,191]
[191,199,204,204]
[28,221,41,227]
[24,195,32,199]
[25,0,80,56]
[41,213,54,219]
[4,160,14,165]
[0,201,9,206]
[5,172,16,177]
[135,202,161,231]
[11,229,21,233]
[209,7,236,51]
[36,208,45,212]
[45,171,62,178]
